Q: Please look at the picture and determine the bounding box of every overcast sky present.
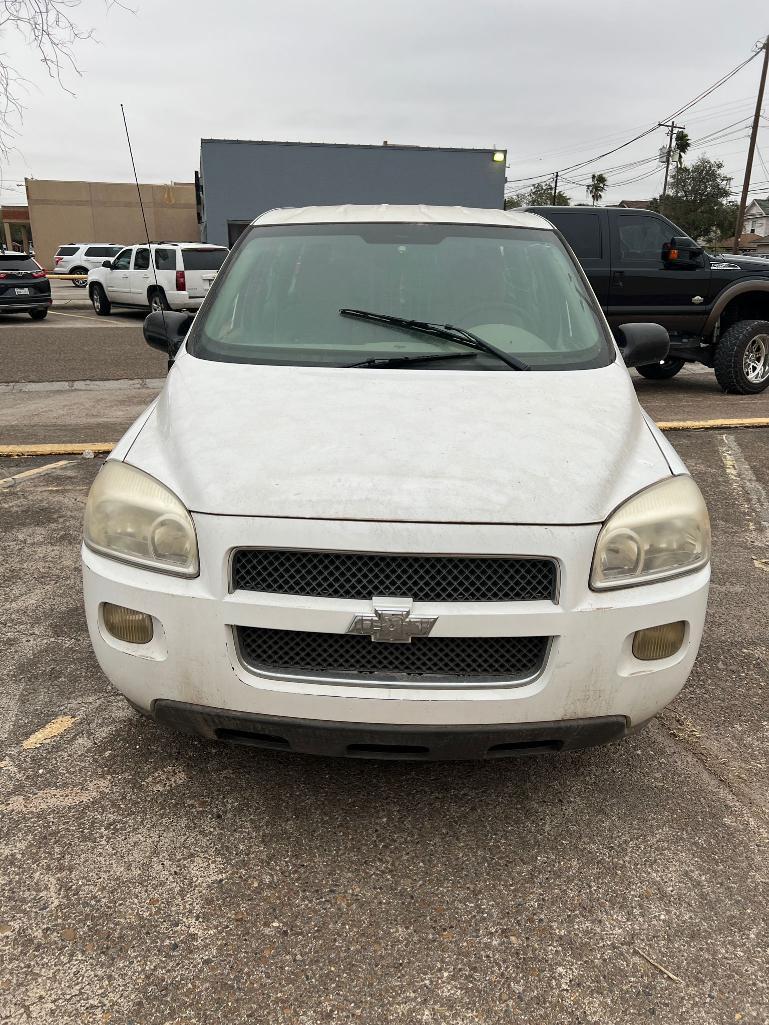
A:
[0,0,767,207]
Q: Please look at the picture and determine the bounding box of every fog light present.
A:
[632,621,685,661]
[103,603,153,644]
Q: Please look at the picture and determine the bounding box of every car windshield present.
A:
[189,223,614,371]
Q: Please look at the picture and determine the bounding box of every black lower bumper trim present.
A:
[151,700,629,760]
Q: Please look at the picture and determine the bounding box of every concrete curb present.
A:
[2,417,769,458]
[0,378,164,393]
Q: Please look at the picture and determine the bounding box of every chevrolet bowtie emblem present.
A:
[347,597,437,644]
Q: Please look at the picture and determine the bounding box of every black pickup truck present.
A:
[527,205,769,394]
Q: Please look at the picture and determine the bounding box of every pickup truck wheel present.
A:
[70,267,88,288]
[635,358,685,380]
[149,288,170,312]
[714,320,769,394]
[90,283,112,316]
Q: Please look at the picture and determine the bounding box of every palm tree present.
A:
[586,173,608,206]
[674,130,690,166]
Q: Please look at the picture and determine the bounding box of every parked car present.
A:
[87,243,229,315]
[526,205,769,394]
[82,205,710,760]
[51,243,125,287]
[0,251,52,319]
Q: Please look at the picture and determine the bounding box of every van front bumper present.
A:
[82,514,710,756]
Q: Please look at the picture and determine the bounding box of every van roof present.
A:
[252,204,553,230]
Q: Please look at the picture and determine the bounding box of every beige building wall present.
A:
[26,179,199,269]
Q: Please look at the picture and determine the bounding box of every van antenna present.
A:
[120,104,167,332]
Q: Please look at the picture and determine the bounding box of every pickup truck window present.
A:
[617,214,674,265]
[112,249,132,271]
[191,223,614,372]
[549,212,602,260]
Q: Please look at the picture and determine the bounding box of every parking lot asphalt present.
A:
[0,425,767,1024]
[3,310,769,441]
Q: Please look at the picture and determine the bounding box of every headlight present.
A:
[84,461,199,577]
[591,476,710,591]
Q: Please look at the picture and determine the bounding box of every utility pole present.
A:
[552,171,559,205]
[732,34,769,253]
[658,120,686,215]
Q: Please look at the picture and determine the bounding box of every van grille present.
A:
[231,550,557,603]
[236,627,549,684]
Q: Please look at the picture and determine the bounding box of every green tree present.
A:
[674,130,690,166]
[504,181,570,208]
[586,173,608,206]
[649,156,736,242]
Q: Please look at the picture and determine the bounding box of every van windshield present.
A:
[189,223,614,371]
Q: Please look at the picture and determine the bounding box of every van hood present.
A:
[124,352,670,525]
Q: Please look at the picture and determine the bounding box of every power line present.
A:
[505,45,765,191]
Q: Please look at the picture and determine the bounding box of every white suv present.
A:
[87,243,228,314]
[52,244,125,287]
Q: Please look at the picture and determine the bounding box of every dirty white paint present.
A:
[21,716,77,750]
[126,357,670,524]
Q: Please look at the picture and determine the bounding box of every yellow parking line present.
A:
[0,443,114,457]
[657,417,769,431]
[0,459,73,487]
[22,716,77,750]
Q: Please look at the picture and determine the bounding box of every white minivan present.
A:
[82,205,711,760]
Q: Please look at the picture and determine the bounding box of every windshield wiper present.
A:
[345,351,477,369]
[339,308,530,371]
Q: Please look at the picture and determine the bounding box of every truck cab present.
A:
[527,206,769,394]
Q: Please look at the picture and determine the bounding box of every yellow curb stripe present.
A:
[1,418,769,458]
[656,417,769,431]
[0,443,115,457]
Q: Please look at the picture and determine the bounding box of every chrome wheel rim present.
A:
[151,295,163,312]
[92,290,101,311]
[744,334,769,384]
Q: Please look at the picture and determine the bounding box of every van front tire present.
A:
[714,320,769,394]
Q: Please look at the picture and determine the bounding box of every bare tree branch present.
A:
[0,1,128,160]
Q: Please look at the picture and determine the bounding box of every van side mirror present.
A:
[662,236,704,265]
[102,260,112,268]
[144,311,194,361]
[615,323,670,368]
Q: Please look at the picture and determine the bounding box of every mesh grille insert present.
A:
[237,627,549,683]
[231,550,557,602]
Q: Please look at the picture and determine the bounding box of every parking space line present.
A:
[717,433,769,535]
[21,716,77,750]
[0,459,74,488]
[48,309,121,324]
